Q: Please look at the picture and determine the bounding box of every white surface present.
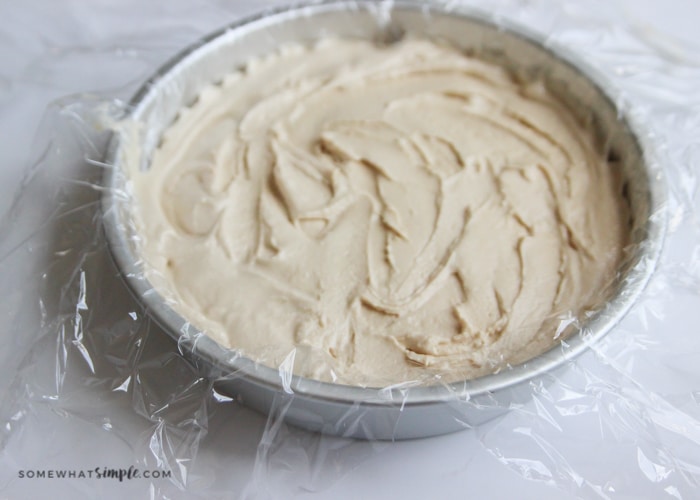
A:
[1,1,699,499]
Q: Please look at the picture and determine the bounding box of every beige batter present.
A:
[130,38,628,387]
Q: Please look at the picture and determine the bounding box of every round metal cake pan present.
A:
[102,0,667,440]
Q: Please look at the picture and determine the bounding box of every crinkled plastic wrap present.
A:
[1,0,699,498]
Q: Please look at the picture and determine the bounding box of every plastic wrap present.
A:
[1,0,699,498]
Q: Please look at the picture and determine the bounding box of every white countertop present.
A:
[1,1,699,498]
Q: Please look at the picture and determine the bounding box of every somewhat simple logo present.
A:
[18,466,171,481]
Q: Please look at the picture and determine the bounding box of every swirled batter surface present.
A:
[132,38,627,386]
